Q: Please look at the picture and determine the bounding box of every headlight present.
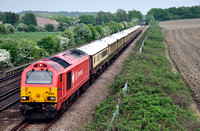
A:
[47,96,56,101]
[21,96,29,100]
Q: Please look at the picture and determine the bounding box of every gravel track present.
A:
[160,19,200,108]
[48,27,147,131]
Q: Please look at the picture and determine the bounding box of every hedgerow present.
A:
[85,25,200,130]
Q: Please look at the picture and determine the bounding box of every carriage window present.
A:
[26,71,53,84]
[102,49,108,58]
[93,57,96,64]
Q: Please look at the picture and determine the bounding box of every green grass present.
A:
[0,32,58,43]
[84,25,200,130]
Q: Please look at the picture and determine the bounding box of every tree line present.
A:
[0,8,141,68]
[146,6,200,24]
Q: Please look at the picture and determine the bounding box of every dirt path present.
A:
[48,27,148,131]
[160,19,200,111]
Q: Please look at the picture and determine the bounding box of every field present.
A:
[0,31,58,43]
[160,19,200,107]
[84,25,200,130]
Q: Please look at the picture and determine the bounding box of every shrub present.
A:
[45,24,55,32]
[17,23,27,32]
[59,29,75,49]
[4,23,15,33]
[95,25,104,38]
[37,35,62,54]
[0,38,48,66]
[26,25,37,32]
[121,21,128,29]
[58,22,69,31]
[73,23,92,45]
[87,24,98,40]
[0,49,13,68]
[0,25,6,34]
[103,26,112,36]
[16,39,48,64]
[36,24,45,32]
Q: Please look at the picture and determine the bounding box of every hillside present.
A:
[17,11,98,19]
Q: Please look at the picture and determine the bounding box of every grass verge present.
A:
[84,25,200,130]
[0,32,58,43]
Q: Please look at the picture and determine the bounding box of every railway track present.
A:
[11,82,87,131]
[0,86,20,112]
[0,72,22,83]
[11,119,54,131]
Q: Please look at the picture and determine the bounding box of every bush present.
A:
[58,23,69,31]
[26,25,37,32]
[4,23,15,33]
[37,35,62,54]
[0,38,48,66]
[0,49,13,68]
[59,29,75,49]
[36,24,45,32]
[95,25,104,38]
[121,21,128,29]
[73,23,92,45]
[17,23,27,32]
[0,25,6,34]
[87,24,99,40]
[103,26,112,36]
[16,40,48,64]
[45,24,55,32]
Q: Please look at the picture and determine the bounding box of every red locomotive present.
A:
[19,25,142,119]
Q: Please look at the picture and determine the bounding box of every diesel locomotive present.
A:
[19,25,142,119]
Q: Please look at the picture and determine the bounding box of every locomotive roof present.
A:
[33,49,88,72]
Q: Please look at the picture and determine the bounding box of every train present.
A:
[19,25,142,119]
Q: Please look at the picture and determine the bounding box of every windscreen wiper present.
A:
[26,69,34,78]
[46,69,53,78]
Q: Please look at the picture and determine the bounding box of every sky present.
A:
[0,0,199,15]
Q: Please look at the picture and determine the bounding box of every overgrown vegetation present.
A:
[85,25,200,130]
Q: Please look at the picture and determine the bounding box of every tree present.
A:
[102,26,112,36]
[73,23,92,45]
[116,9,128,22]
[0,25,6,34]
[60,30,75,49]
[26,25,37,32]
[128,10,143,21]
[58,22,69,31]
[0,39,48,66]
[2,12,19,25]
[45,24,55,32]
[87,24,97,40]
[17,23,27,32]
[79,15,96,25]
[96,11,107,25]
[95,26,104,38]
[22,13,37,26]
[56,16,77,26]
[37,36,62,54]
[4,23,15,33]
[0,49,13,70]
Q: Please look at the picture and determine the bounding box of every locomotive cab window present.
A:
[26,70,53,84]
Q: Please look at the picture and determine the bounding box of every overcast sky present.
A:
[0,0,199,14]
